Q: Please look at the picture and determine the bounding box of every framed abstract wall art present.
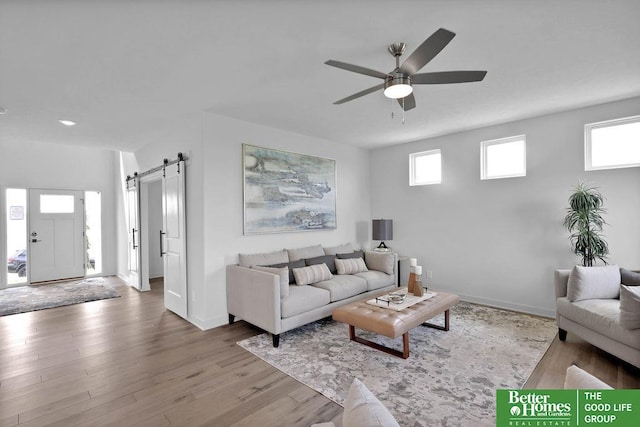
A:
[243,144,336,234]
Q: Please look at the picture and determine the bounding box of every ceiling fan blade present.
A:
[412,70,487,84]
[399,28,456,75]
[333,83,385,104]
[325,60,389,79]
[397,93,416,111]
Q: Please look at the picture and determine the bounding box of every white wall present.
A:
[201,113,372,329]
[0,139,118,286]
[370,96,640,317]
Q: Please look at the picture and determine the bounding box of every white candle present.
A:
[414,265,422,275]
[409,258,417,267]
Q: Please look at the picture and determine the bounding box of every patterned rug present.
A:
[238,302,556,426]
[0,278,120,316]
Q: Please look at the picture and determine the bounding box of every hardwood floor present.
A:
[1,277,637,426]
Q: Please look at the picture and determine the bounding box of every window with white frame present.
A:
[409,149,441,186]
[481,135,526,180]
[585,115,640,171]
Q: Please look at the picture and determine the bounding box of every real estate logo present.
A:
[497,389,640,427]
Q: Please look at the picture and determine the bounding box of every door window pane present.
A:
[40,194,74,213]
[6,189,27,285]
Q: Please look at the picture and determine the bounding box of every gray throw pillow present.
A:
[364,251,395,275]
[567,265,620,302]
[337,250,364,260]
[267,259,305,284]
[305,255,337,274]
[620,268,640,286]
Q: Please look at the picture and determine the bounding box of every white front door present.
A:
[127,178,142,290]
[28,189,85,283]
[161,161,187,318]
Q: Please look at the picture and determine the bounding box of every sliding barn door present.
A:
[161,161,188,318]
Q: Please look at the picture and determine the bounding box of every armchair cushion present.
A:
[567,265,620,302]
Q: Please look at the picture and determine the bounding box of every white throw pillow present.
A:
[620,285,640,329]
[564,365,612,389]
[567,265,620,302]
[343,378,400,427]
[292,264,332,286]
[335,258,368,275]
[251,265,289,298]
[364,251,395,275]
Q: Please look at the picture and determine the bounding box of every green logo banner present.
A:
[497,389,640,426]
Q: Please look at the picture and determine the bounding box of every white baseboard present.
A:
[188,313,231,331]
[454,292,556,318]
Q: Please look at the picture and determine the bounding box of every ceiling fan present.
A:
[325,28,487,111]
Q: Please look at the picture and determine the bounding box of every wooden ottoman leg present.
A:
[423,309,451,331]
[347,324,409,359]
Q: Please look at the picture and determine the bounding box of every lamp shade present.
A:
[372,219,393,241]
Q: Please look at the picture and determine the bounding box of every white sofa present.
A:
[227,244,397,347]
[554,267,640,368]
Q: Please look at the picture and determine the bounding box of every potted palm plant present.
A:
[563,182,609,266]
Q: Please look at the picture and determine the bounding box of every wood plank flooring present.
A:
[1,277,637,426]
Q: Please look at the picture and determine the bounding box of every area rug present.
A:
[238,302,556,426]
[0,278,120,316]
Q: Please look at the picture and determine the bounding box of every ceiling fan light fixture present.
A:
[383,75,412,99]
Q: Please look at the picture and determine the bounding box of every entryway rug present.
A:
[0,278,120,316]
[238,302,556,426]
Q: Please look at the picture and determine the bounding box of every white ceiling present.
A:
[1,1,639,152]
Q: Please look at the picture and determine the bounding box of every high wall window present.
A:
[410,149,441,186]
[585,115,640,171]
[481,135,526,180]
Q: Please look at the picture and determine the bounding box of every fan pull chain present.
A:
[402,98,405,124]
[390,98,395,119]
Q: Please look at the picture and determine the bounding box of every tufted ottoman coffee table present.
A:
[332,290,460,359]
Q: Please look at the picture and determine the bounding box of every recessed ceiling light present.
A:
[59,119,76,126]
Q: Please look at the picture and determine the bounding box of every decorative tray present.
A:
[366,288,437,311]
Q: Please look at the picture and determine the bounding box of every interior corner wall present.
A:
[201,113,372,329]
[0,139,118,282]
[370,96,640,317]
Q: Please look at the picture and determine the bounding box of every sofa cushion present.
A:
[355,270,395,291]
[621,268,640,286]
[620,285,640,330]
[305,255,337,275]
[564,365,612,389]
[567,265,621,302]
[337,250,364,260]
[288,245,324,262]
[336,258,368,275]
[250,265,289,298]
[312,275,367,302]
[556,297,640,350]
[342,378,400,427]
[266,259,305,284]
[323,243,354,256]
[238,249,288,268]
[292,264,333,286]
[281,285,331,318]
[364,251,395,275]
